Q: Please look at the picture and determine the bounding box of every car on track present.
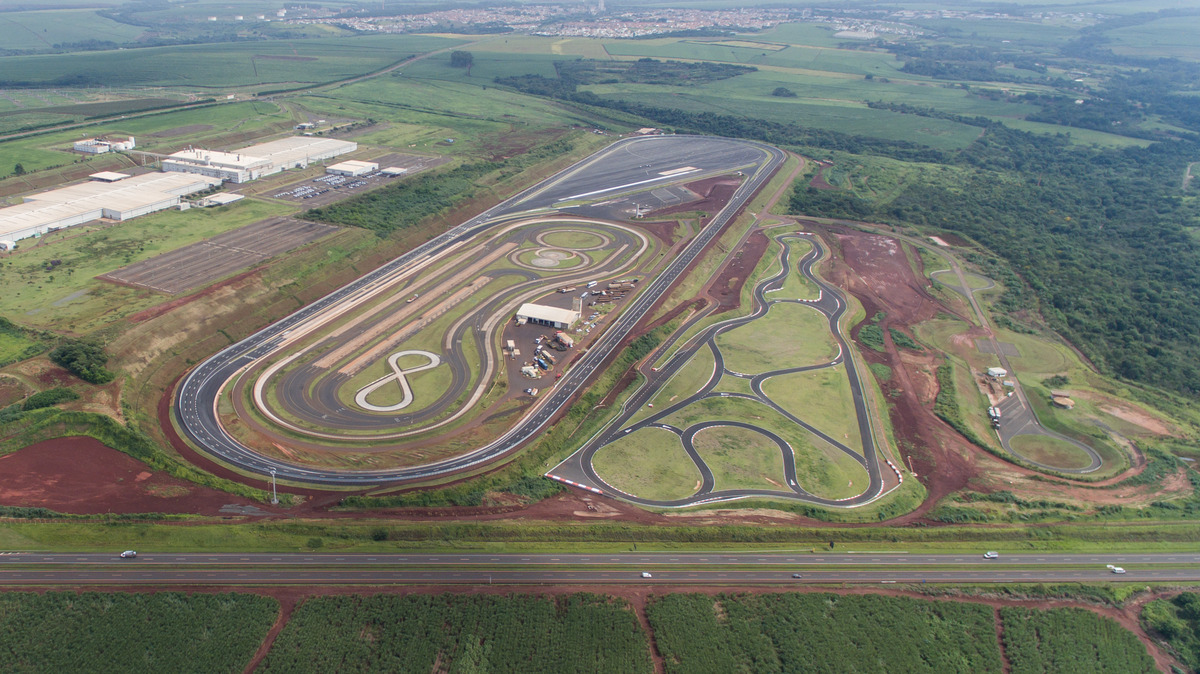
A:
[983,551,999,559]
[641,572,652,578]
[119,550,137,559]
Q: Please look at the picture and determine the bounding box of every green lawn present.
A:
[716,302,836,374]
[691,424,787,491]
[591,427,701,501]
[775,238,819,300]
[628,345,715,426]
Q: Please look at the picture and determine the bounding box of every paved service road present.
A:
[174,136,784,486]
[2,552,1197,586]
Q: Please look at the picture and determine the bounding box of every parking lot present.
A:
[263,153,450,207]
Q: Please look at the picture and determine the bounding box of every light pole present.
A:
[269,468,278,505]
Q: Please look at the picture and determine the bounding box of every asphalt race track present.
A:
[2,552,1197,586]
[552,232,886,507]
[174,136,785,486]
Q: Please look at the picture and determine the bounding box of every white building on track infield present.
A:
[162,136,356,183]
[0,172,221,243]
[516,303,580,329]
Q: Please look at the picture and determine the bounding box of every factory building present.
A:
[326,160,378,177]
[0,173,221,243]
[516,303,580,329]
[73,136,135,154]
[162,136,356,183]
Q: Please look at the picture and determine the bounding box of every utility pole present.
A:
[269,468,278,505]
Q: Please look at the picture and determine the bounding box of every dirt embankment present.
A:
[0,437,264,516]
[816,223,980,517]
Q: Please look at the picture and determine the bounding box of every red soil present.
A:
[809,168,835,190]
[707,229,770,313]
[0,437,265,516]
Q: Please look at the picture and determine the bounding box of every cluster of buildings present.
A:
[0,136,357,246]
[73,136,136,154]
[160,137,356,184]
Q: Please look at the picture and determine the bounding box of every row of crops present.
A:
[0,590,1167,673]
[644,593,1158,674]
[258,593,653,673]
[0,592,278,673]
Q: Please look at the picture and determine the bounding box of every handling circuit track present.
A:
[174,135,785,486]
[551,232,888,507]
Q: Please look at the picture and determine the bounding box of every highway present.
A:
[174,135,785,486]
[2,552,1198,586]
[553,232,886,507]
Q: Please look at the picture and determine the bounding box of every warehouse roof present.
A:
[89,171,130,182]
[166,148,271,170]
[328,159,378,172]
[0,173,221,239]
[516,303,580,326]
[238,136,356,165]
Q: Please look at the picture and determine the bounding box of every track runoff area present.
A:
[176,136,786,490]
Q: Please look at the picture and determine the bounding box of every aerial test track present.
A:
[174,136,785,487]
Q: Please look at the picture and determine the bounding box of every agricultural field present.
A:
[0,34,462,89]
[646,593,1002,674]
[259,593,653,673]
[1000,607,1156,673]
[0,591,278,673]
[0,9,146,52]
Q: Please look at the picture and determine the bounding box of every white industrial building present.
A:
[326,160,378,177]
[381,166,408,177]
[162,136,356,183]
[0,173,221,243]
[516,303,580,329]
[73,136,135,154]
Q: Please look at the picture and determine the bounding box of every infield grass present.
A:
[716,302,836,374]
[1009,434,1097,472]
[592,427,701,501]
[762,367,862,454]
[692,424,788,491]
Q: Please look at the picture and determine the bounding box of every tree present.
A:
[13,163,25,176]
[48,338,115,384]
[772,87,797,98]
[450,51,474,69]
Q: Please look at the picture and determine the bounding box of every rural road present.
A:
[2,552,1197,586]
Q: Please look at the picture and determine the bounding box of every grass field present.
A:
[628,345,715,425]
[260,593,653,674]
[716,302,836,374]
[0,34,462,88]
[661,395,866,500]
[691,424,787,491]
[1010,434,1097,471]
[591,427,701,501]
[762,367,862,453]
[1104,15,1200,61]
[0,591,277,673]
[775,238,819,300]
[0,198,295,332]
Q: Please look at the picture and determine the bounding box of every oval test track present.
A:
[174,136,785,486]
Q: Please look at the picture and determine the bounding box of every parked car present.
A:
[120,550,137,559]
